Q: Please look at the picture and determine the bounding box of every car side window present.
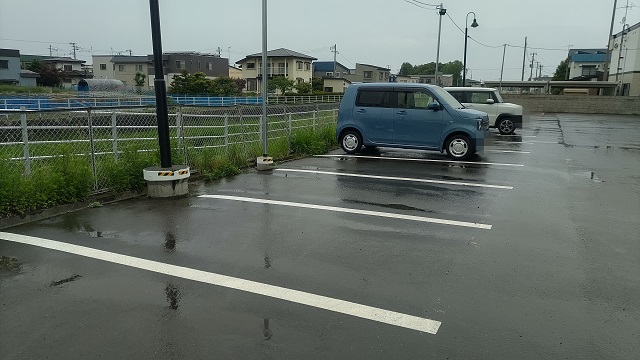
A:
[470,92,493,104]
[400,91,435,109]
[356,90,393,108]
[449,92,466,103]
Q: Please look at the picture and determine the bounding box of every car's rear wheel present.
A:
[497,118,516,135]
[445,134,473,160]
[340,130,363,154]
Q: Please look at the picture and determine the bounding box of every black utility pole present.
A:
[149,0,172,168]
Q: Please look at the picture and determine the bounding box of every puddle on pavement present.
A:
[344,199,433,213]
[50,274,82,286]
[263,318,273,340]
[164,232,176,251]
[165,284,181,309]
[0,256,20,272]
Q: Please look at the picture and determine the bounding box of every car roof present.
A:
[351,83,439,90]
[445,87,497,92]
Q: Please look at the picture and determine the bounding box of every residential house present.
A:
[323,78,352,93]
[236,48,316,93]
[608,21,640,96]
[312,61,351,79]
[92,55,150,87]
[19,54,53,68]
[147,52,229,89]
[343,63,391,84]
[0,49,39,86]
[40,57,91,88]
[229,65,242,78]
[567,49,607,81]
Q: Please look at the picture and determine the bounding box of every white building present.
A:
[567,49,607,80]
[608,21,640,96]
[236,48,316,93]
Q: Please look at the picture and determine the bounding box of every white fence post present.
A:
[20,108,31,175]
[224,113,229,149]
[176,106,183,159]
[111,111,118,162]
[87,108,98,190]
[312,105,317,130]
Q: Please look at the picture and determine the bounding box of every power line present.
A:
[0,37,69,45]
[411,0,440,6]
[339,53,355,67]
[403,0,438,10]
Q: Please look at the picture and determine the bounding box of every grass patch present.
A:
[290,125,337,155]
[0,85,74,94]
[0,149,93,217]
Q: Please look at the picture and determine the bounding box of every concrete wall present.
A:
[0,54,21,83]
[502,94,640,115]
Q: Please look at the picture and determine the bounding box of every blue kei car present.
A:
[336,83,489,160]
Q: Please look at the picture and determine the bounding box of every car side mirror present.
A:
[485,98,495,104]
[427,102,441,111]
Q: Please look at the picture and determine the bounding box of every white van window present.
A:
[470,92,493,104]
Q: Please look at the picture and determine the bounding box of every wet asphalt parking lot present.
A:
[1,113,639,359]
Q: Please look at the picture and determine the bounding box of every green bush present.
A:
[0,153,93,217]
[102,148,158,192]
[190,148,241,181]
[290,126,337,155]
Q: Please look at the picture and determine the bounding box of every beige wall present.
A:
[502,94,640,115]
[239,56,313,93]
[92,55,113,80]
[229,66,242,78]
[113,63,150,86]
[323,78,350,93]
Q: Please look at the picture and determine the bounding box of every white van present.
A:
[445,87,523,135]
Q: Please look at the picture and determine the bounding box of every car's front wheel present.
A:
[340,130,363,154]
[497,118,516,135]
[445,134,473,160]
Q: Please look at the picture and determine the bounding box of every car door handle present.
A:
[396,110,407,115]
[356,109,366,113]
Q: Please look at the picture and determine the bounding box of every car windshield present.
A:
[431,86,464,109]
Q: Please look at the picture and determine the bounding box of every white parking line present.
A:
[315,154,524,167]
[494,141,535,145]
[497,135,537,138]
[484,150,531,154]
[199,194,493,230]
[0,232,441,334]
[275,168,513,190]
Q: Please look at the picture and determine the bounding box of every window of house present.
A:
[176,60,185,70]
[363,71,373,79]
[247,62,256,69]
[305,62,311,71]
[198,61,201,70]
[324,87,334,92]
[207,62,213,70]
[118,65,126,72]
[379,72,383,80]
[63,65,73,72]
[356,90,393,108]
[582,66,597,76]
[297,61,303,70]
[0,60,8,70]
[136,64,143,72]
[99,64,107,71]
[336,72,341,77]
[247,79,257,91]
[326,72,334,78]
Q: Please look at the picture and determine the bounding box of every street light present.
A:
[462,11,479,87]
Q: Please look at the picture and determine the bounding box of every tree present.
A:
[440,60,464,86]
[312,77,324,92]
[553,59,569,81]
[134,72,146,87]
[399,62,413,76]
[25,60,62,87]
[268,76,295,94]
[210,77,240,96]
[233,78,246,93]
[294,81,312,94]
[169,70,211,94]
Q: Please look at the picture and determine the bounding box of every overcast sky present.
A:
[1,0,638,80]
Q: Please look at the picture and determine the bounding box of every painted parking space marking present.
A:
[0,232,442,334]
[484,150,531,154]
[275,168,513,190]
[199,194,493,230]
[496,135,537,138]
[315,154,524,168]
[494,141,535,145]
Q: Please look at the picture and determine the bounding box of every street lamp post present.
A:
[462,12,479,87]
[435,4,446,86]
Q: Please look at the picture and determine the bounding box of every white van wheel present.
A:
[340,130,363,154]
[498,118,515,135]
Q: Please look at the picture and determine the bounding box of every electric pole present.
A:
[521,37,527,81]
[330,44,338,77]
[69,42,78,59]
[529,52,536,81]
[604,0,618,82]
[435,4,446,86]
[499,44,506,92]
[49,45,53,56]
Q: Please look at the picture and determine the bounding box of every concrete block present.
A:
[143,166,190,198]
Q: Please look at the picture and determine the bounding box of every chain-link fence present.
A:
[0,103,339,193]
